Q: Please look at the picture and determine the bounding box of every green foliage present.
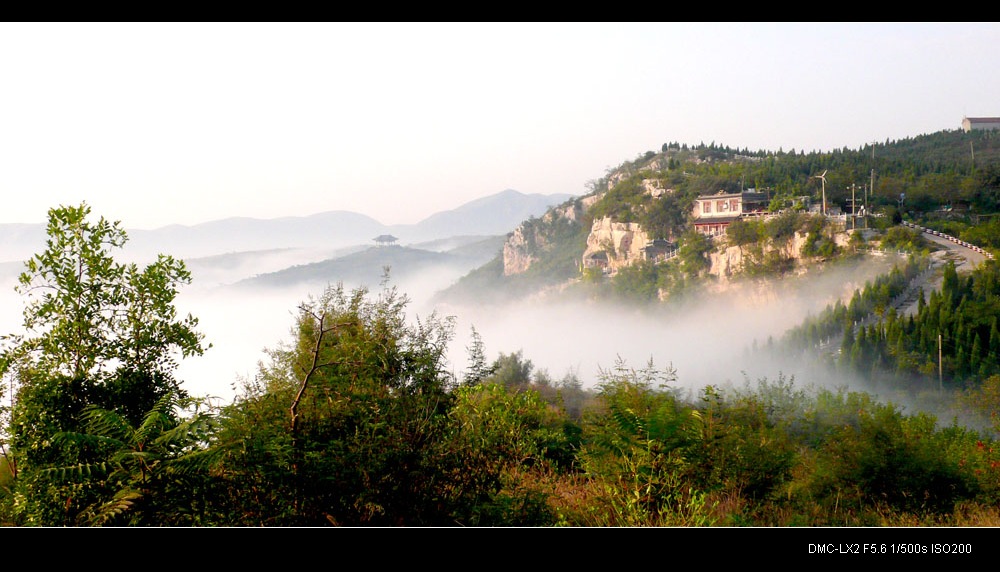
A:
[210,282,457,525]
[879,225,927,251]
[848,229,866,251]
[956,216,1000,249]
[958,374,1000,436]
[7,204,206,384]
[814,258,1000,388]
[677,228,714,278]
[726,218,763,251]
[799,394,978,515]
[445,382,577,523]
[973,163,1000,212]
[589,173,647,223]
[799,215,839,259]
[462,326,497,386]
[683,384,797,503]
[581,266,604,283]
[610,260,663,304]
[0,203,208,525]
[47,392,220,526]
[764,211,802,244]
[639,187,695,240]
[485,350,534,390]
[576,358,715,526]
[209,281,566,526]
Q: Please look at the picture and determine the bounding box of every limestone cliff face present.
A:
[502,224,540,276]
[581,216,652,273]
[707,239,745,279]
[706,230,852,281]
[502,187,852,284]
[501,195,598,276]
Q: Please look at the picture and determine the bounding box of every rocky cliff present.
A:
[502,224,540,276]
[501,195,599,276]
[706,229,851,281]
[501,183,853,289]
[580,216,652,274]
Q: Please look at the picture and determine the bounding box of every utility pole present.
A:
[851,183,857,230]
[869,142,876,229]
[870,143,876,195]
[939,333,943,392]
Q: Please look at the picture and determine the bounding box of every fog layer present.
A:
[435,255,903,395]
[1,247,905,407]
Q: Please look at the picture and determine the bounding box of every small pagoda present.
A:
[373,234,399,247]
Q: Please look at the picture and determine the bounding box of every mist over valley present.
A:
[0,190,569,402]
[437,253,906,396]
[9,23,1000,529]
[5,128,1000,528]
[0,184,974,412]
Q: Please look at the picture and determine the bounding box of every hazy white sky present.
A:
[2,22,998,230]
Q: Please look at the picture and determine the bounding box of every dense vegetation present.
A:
[779,258,1000,385]
[4,127,1000,526]
[0,202,996,527]
[443,128,1000,305]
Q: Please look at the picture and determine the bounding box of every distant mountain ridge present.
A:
[0,189,575,264]
[234,236,506,297]
[413,189,576,239]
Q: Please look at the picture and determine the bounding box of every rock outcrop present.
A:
[502,185,853,286]
[501,196,598,276]
[706,229,852,281]
[502,224,540,276]
[580,216,653,274]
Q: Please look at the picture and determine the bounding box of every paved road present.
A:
[920,231,988,270]
[893,223,991,317]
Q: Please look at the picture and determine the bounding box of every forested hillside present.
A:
[441,127,1000,305]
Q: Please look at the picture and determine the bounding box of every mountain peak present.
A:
[413,189,575,234]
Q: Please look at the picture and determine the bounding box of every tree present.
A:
[611,260,661,304]
[486,350,534,389]
[727,218,762,254]
[0,203,208,525]
[214,281,492,524]
[942,259,960,305]
[462,326,497,386]
[677,228,713,278]
[47,392,220,526]
[210,280,571,526]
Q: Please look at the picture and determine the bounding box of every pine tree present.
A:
[989,317,1000,358]
[841,326,856,371]
[970,332,983,379]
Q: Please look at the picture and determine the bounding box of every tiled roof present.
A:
[695,191,768,201]
[693,215,741,225]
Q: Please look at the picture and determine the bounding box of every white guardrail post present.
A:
[903,221,994,260]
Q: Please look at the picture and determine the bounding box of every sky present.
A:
[1,22,998,231]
